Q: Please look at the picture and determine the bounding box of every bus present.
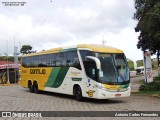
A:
[20,44,131,101]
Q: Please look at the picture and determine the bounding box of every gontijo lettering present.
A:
[30,69,46,74]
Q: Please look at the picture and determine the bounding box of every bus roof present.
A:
[23,44,123,57]
[77,44,123,53]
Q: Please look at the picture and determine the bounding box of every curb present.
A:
[130,75,144,78]
[0,83,19,86]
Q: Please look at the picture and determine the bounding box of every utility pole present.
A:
[143,51,153,83]
[6,40,10,84]
[14,38,19,83]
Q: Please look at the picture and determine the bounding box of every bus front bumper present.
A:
[96,87,131,99]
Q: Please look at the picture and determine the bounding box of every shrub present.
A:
[153,76,160,81]
[139,81,160,91]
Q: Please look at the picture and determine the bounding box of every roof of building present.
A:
[0,61,15,65]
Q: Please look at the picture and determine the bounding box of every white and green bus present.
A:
[20,44,131,101]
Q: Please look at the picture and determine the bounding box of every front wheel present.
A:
[74,86,83,101]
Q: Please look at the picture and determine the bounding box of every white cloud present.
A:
[0,0,144,60]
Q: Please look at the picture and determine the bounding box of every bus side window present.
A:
[26,57,31,67]
[65,51,81,70]
[38,55,47,67]
[83,60,97,81]
[31,56,38,67]
[46,54,57,67]
[22,57,26,67]
[55,53,65,66]
[79,50,94,61]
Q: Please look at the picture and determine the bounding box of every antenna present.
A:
[102,34,106,45]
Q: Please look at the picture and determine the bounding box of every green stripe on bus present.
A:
[45,67,61,87]
[52,67,69,88]
[120,84,129,88]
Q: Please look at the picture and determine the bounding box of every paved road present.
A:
[0,84,159,120]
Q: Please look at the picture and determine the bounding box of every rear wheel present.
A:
[33,81,39,94]
[74,86,83,101]
[28,81,34,93]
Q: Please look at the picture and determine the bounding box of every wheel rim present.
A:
[28,82,33,92]
[34,83,38,93]
[75,87,82,100]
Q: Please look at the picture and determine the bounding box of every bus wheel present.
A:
[28,81,34,93]
[33,81,39,94]
[74,86,83,101]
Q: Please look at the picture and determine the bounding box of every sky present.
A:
[0,0,147,61]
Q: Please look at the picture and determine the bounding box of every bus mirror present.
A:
[86,56,101,70]
[99,71,103,77]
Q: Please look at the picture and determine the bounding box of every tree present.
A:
[20,45,33,54]
[133,0,160,68]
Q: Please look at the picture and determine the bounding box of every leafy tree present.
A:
[128,60,134,71]
[20,45,33,54]
[133,0,160,66]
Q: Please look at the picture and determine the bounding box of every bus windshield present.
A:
[97,54,116,83]
[97,53,129,84]
[79,50,129,84]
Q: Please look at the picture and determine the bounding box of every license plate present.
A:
[115,94,121,97]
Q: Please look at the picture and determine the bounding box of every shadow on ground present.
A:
[23,89,126,104]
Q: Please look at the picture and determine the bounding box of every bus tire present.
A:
[74,85,83,101]
[33,81,39,94]
[28,81,34,93]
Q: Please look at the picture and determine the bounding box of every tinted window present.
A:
[46,54,57,66]
[56,53,65,66]
[83,60,97,80]
[38,55,47,67]
[31,56,38,67]
[79,50,94,60]
[65,51,81,70]
[80,50,97,80]
[22,50,81,69]
[22,57,32,67]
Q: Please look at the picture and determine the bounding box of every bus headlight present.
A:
[95,84,106,90]
[95,83,130,92]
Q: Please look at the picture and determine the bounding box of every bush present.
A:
[139,81,160,91]
[153,76,160,81]
[128,60,134,71]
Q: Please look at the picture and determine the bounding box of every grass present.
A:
[137,80,145,84]
[137,76,160,84]
[153,76,160,81]
[132,76,160,97]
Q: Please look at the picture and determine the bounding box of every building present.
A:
[0,61,20,69]
[0,61,20,84]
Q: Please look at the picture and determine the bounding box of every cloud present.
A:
[57,0,136,39]
[0,0,143,60]
[0,14,73,53]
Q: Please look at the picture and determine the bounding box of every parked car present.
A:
[136,66,144,75]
